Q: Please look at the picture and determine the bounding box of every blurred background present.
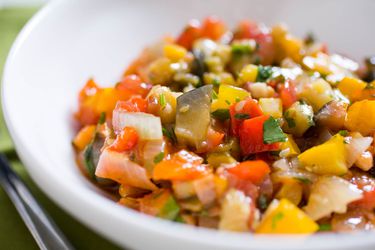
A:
[0,1,120,249]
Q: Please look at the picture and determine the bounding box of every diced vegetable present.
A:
[304,176,362,220]
[355,151,373,171]
[345,100,375,136]
[117,74,151,98]
[193,174,217,206]
[298,134,348,175]
[299,78,334,112]
[276,182,303,205]
[211,85,250,111]
[315,100,348,131]
[230,98,263,135]
[239,115,281,155]
[238,64,258,85]
[108,127,138,152]
[337,76,367,102]
[147,86,180,124]
[256,199,319,234]
[172,181,196,199]
[350,173,375,211]
[207,152,236,168]
[345,135,373,168]
[73,125,96,151]
[163,44,187,61]
[147,58,173,85]
[219,189,254,232]
[259,98,283,118]
[200,16,227,41]
[140,189,180,220]
[113,111,162,140]
[175,85,212,149]
[247,82,275,99]
[96,148,157,190]
[141,139,166,173]
[228,160,270,185]
[277,80,297,109]
[280,134,300,157]
[283,101,314,137]
[176,19,202,50]
[263,116,287,144]
[153,150,208,181]
[331,209,375,232]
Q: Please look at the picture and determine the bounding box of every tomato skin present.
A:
[350,175,375,211]
[200,16,227,40]
[230,98,263,136]
[176,19,202,50]
[153,150,208,181]
[278,80,297,109]
[228,160,271,185]
[108,127,138,152]
[117,74,151,98]
[115,96,148,113]
[233,20,275,65]
[239,115,280,155]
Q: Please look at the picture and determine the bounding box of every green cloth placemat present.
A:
[0,7,121,250]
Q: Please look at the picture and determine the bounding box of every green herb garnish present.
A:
[338,130,349,136]
[263,116,287,144]
[98,112,106,125]
[212,90,218,100]
[256,65,273,82]
[83,143,96,180]
[234,113,250,120]
[284,111,296,128]
[159,93,166,109]
[272,212,284,230]
[258,194,268,211]
[162,126,177,144]
[294,176,312,184]
[158,196,180,220]
[212,78,221,87]
[225,99,231,105]
[318,223,332,232]
[153,152,165,164]
[211,109,230,121]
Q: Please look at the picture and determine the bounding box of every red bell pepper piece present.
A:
[109,126,139,152]
[278,80,297,109]
[239,115,280,155]
[230,98,263,136]
[228,160,271,185]
[117,74,152,98]
[200,16,227,40]
[176,20,202,50]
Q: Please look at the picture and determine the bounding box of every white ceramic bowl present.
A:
[2,0,375,249]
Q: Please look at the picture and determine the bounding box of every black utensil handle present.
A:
[0,154,74,250]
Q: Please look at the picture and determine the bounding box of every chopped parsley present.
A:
[162,126,177,144]
[234,113,250,120]
[212,78,221,87]
[263,116,287,144]
[212,90,218,100]
[231,41,255,57]
[98,112,106,125]
[158,196,180,220]
[159,93,166,109]
[256,65,273,82]
[284,111,296,128]
[153,152,165,164]
[271,212,284,230]
[318,223,332,232]
[338,130,349,136]
[225,99,231,105]
[294,176,312,185]
[211,109,230,121]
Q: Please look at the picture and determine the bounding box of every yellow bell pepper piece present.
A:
[280,134,300,157]
[276,182,303,205]
[345,100,375,136]
[256,199,318,234]
[214,175,228,198]
[211,85,250,111]
[298,134,347,175]
[259,98,283,118]
[238,64,258,85]
[73,125,96,151]
[163,44,187,61]
[299,78,334,111]
[338,76,367,102]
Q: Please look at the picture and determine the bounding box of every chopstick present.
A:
[0,153,74,250]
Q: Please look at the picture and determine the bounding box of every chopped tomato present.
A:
[350,174,375,211]
[226,172,259,201]
[230,98,263,135]
[73,125,96,151]
[117,74,152,98]
[201,16,227,40]
[278,80,297,109]
[108,126,138,152]
[115,96,148,113]
[228,160,271,185]
[239,115,280,155]
[233,20,275,65]
[75,79,102,125]
[176,19,202,50]
[153,150,209,181]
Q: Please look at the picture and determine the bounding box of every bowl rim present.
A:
[2,0,375,249]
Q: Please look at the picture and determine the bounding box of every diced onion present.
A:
[113,111,162,140]
[345,136,373,167]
